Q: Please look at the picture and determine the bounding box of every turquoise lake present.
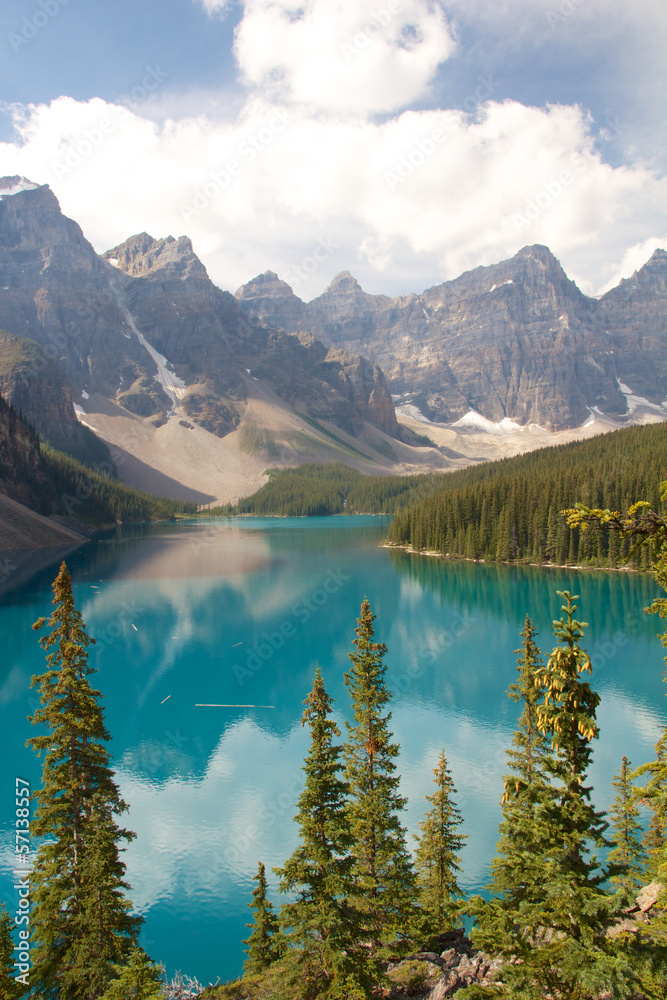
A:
[1,515,666,986]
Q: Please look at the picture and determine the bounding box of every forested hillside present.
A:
[0,393,195,527]
[387,422,667,568]
[224,464,452,516]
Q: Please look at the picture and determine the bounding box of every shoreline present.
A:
[380,542,645,574]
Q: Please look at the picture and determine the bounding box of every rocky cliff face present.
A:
[0,330,111,465]
[237,245,667,430]
[0,182,400,454]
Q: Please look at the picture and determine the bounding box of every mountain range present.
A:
[0,174,665,507]
[236,246,667,431]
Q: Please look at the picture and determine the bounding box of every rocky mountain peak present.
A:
[0,179,86,250]
[235,269,301,303]
[103,233,207,281]
[323,270,364,295]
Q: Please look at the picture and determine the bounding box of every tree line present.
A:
[0,391,195,525]
[387,422,667,568]
[5,485,667,998]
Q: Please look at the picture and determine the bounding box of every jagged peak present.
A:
[516,244,562,267]
[322,270,364,294]
[235,270,301,300]
[102,233,204,278]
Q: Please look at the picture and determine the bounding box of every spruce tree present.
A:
[414,749,466,932]
[632,728,667,883]
[470,617,555,963]
[243,862,280,975]
[608,757,645,894]
[28,562,142,999]
[98,948,164,1000]
[343,598,418,958]
[522,593,622,997]
[275,666,373,998]
[466,598,633,999]
[1,902,26,999]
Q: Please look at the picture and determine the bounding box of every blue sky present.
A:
[1,0,665,298]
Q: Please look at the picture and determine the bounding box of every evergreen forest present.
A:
[386,422,667,569]
[0,393,196,525]
[220,423,667,571]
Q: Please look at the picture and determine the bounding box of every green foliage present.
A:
[636,730,667,881]
[469,597,632,999]
[608,756,646,892]
[243,863,281,975]
[227,463,452,517]
[98,948,164,1000]
[0,391,194,525]
[41,444,196,525]
[343,599,419,959]
[275,667,373,997]
[388,421,667,567]
[386,959,430,994]
[0,902,27,999]
[470,618,555,963]
[566,484,667,883]
[28,562,142,999]
[414,749,466,931]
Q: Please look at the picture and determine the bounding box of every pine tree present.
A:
[28,562,142,999]
[0,902,26,999]
[98,948,164,1000]
[243,862,280,975]
[275,666,373,998]
[343,598,418,958]
[466,598,633,999]
[634,729,667,881]
[525,592,622,996]
[608,757,645,894]
[414,749,466,932]
[469,617,556,967]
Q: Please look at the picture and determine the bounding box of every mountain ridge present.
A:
[236,243,667,431]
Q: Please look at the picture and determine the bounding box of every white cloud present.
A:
[233,0,456,115]
[2,93,664,298]
[2,0,665,300]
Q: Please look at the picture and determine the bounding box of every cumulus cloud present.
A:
[3,92,664,298]
[1,0,664,299]
[233,0,456,114]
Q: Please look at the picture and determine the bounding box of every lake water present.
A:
[1,516,666,986]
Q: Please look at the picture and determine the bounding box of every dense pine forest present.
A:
[386,422,667,569]
[219,424,667,571]
[41,445,197,525]
[212,463,452,517]
[0,393,196,525]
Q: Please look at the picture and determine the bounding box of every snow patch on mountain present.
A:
[616,378,667,415]
[0,177,40,199]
